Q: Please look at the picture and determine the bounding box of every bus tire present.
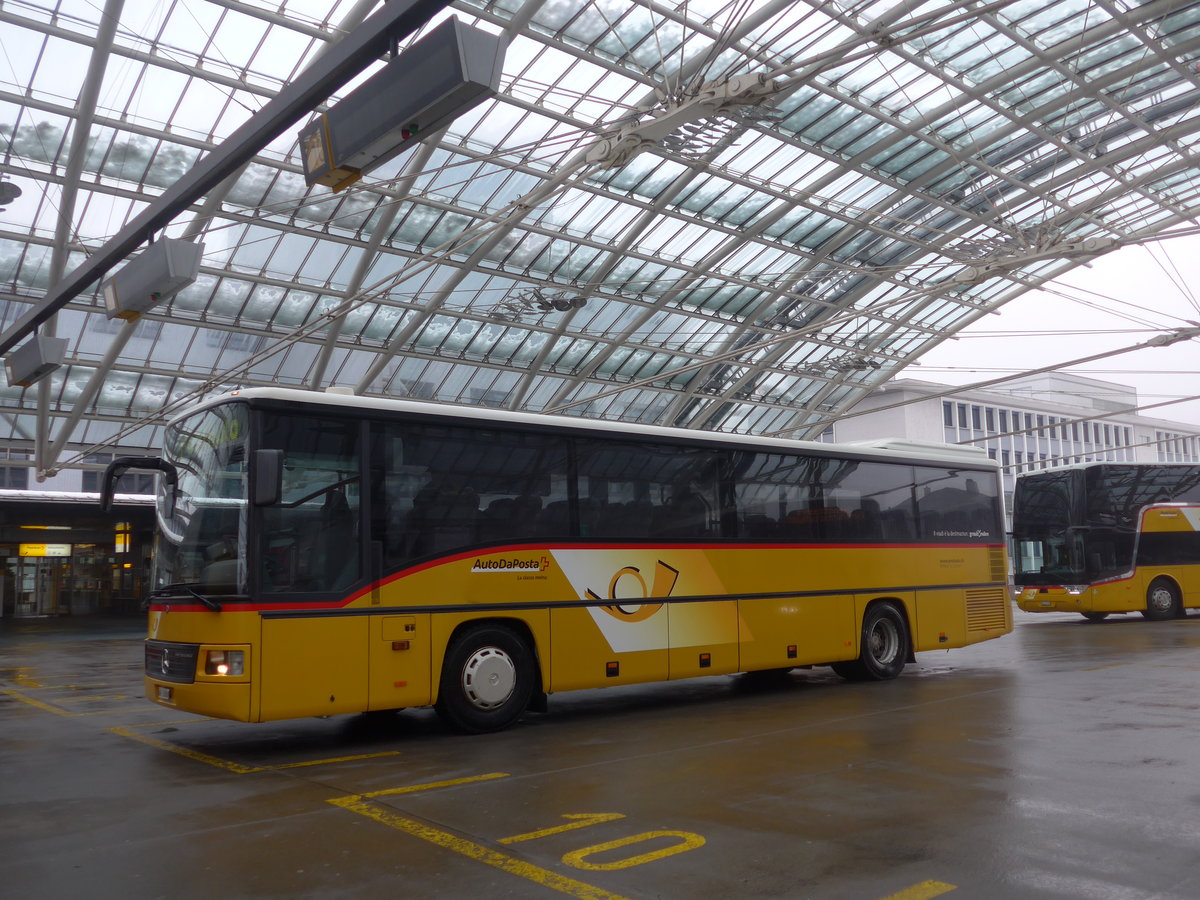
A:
[832,602,909,681]
[1143,578,1181,621]
[1081,612,1109,622]
[436,624,534,734]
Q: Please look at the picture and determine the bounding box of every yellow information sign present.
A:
[19,543,71,558]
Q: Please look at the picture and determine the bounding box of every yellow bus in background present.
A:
[1014,463,1200,622]
[107,388,1011,733]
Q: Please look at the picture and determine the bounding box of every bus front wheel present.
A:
[436,624,535,733]
[832,602,909,681]
[1143,578,1181,621]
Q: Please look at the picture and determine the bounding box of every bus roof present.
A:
[181,387,998,469]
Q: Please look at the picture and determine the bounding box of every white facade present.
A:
[834,373,1200,504]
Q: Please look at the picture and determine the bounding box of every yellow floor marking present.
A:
[0,668,44,688]
[330,792,632,900]
[563,831,706,871]
[73,707,151,717]
[44,682,112,689]
[501,813,626,845]
[108,726,404,773]
[270,752,401,769]
[108,725,264,773]
[56,694,129,703]
[3,688,80,716]
[359,772,511,798]
[880,880,956,900]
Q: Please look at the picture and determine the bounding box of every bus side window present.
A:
[406,480,479,557]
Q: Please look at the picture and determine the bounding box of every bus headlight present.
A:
[1063,585,1087,596]
[204,650,245,676]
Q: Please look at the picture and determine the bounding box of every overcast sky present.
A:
[909,232,1200,428]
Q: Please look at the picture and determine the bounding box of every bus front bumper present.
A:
[1016,586,1087,613]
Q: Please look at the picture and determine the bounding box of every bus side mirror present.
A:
[101,456,177,515]
[254,449,284,506]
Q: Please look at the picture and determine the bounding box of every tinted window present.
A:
[914,466,1000,542]
[730,453,920,542]
[1087,465,1200,528]
[258,415,360,594]
[731,451,829,540]
[1137,532,1200,567]
[371,422,570,567]
[576,439,722,539]
[1012,469,1078,533]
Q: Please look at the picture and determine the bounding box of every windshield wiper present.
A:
[148,583,222,612]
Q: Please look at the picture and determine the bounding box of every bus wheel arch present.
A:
[1143,577,1182,621]
[832,599,911,681]
[435,620,539,733]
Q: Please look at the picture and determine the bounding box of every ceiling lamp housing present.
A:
[5,334,67,387]
[299,17,505,192]
[101,238,204,321]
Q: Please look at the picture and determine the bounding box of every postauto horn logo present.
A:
[471,555,551,573]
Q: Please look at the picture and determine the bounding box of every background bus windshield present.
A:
[1014,465,1200,585]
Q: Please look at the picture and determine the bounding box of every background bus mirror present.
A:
[254,449,284,506]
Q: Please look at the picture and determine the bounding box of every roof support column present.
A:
[35,0,124,480]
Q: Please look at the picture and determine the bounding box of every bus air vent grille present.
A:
[988,548,1006,582]
[965,588,1007,632]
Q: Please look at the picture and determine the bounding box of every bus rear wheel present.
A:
[436,624,534,734]
[832,602,909,681]
[1143,578,1181,621]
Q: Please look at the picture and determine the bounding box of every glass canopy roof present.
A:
[3,0,1200,479]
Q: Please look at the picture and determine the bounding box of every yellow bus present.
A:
[106,388,1011,732]
[1013,463,1200,621]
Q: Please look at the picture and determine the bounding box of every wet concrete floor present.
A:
[2,607,1199,900]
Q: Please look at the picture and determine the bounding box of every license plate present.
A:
[157,686,173,702]
[1040,601,1052,607]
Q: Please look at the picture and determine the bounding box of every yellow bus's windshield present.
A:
[155,404,249,595]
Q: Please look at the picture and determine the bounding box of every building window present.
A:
[943,401,954,427]
[0,466,28,489]
[957,403,968,429]
[985,407,995,432]
[999,410,1008,432]
[81,470,155,494]
[971,405,982,430]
